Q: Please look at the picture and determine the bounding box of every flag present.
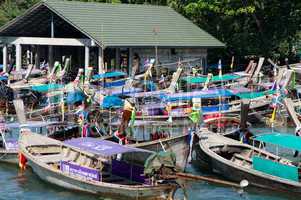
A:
[159,74,165,84]
[271,80,277,91]
[202,73,213,91]
[54,62,62,78]
[218,59,222,78]
[291,70,296,90]
[270,107,277,124]
[130,109,136,127]
[144,58,150,67]
[230,56,234,71]
[189,111,200,124]
[0,122,5,131]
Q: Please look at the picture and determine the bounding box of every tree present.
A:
[169,0,301,63]
[0,0,40,27]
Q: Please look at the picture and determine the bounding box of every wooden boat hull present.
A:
[191,139,212,171]
[19,132,177,200]
[131,134,190,170]
[194,133,301,193]
[27,159,175,200]
[136,98,271,121]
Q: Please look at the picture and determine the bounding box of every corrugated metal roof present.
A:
[1,0,225,48]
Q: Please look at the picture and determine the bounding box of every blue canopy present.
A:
[92,71,127,80]
[164,89,234,102]
[0,76,8,81]
[103,79,126,88]
[101,95,124,109]
[5,121,65,129]
[66,91,85,104]
[254,133,301,151]
[64,138,150,157]
[110,87,143,96]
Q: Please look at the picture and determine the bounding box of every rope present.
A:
[0,152,9,160]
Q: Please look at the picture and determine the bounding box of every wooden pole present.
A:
[2,45,7,73]
[240,99,250,131]
[283,98,301,128]
[162,172,244,188]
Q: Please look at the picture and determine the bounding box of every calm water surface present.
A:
[0,126,298,200]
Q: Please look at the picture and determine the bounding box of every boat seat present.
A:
[62,148,71,158]
[84,158,94,168]
[68,150,79,162]
[240,150,252,158]
[76,154,87,166]
[233,153,252,163]
[38,154,69,164]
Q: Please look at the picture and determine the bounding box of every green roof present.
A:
[1,0,224,48]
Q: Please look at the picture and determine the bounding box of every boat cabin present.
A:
[28,137,158,185]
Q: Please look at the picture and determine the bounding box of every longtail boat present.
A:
[192,130,301,193]
[179,57,264,91]
[0,121,79,164]
[112,119,191,170]
[133,88,273,121]
[19,132,178,199]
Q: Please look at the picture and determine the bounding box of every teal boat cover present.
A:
[0,76,8,81]
[92,71,127,80]
[31,84,64,93]
[181,74,241,84]
[253,156,299,182]
[66,91,85,104]
[236,90,275,99]
[254,133,301,151]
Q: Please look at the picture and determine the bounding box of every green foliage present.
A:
[0,0,40,26]
[169,0,301,62]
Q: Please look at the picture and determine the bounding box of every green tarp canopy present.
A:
[144,151,177,176]
[181,74,241,84]
[254,133,301,151]
[253,156,299,182]
[236,90,275,99]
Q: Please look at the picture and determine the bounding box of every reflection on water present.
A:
[0,126,299,200]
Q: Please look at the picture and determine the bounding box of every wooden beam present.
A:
[283,98,301,128]
[98,46,104,74]
[2,45,7,72]
[252,57,264,81]
[0,37,94,47]
[85,46,89,68]
[16,44,22,71]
